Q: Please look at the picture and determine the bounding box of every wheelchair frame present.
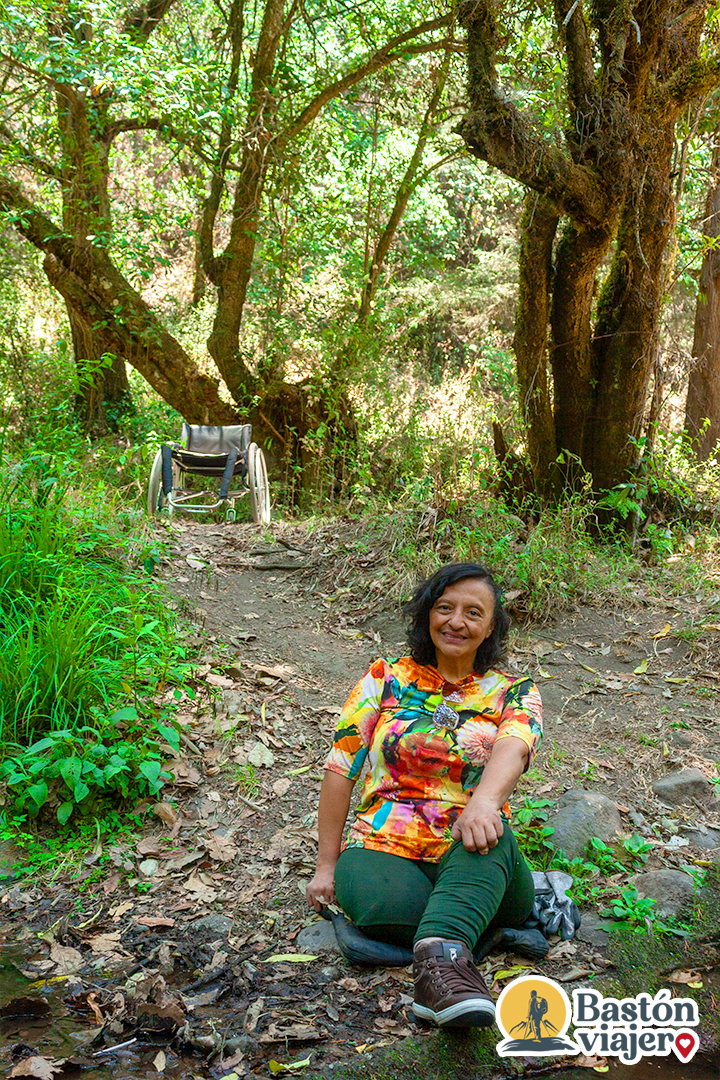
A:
[147,423,271,524]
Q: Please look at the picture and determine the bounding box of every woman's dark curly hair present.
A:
[402,562,509,675]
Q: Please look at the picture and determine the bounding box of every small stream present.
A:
[1,941,717,1079]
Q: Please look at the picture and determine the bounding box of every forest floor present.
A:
[1,517,720,1080]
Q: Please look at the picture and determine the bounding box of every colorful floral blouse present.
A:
[324,656,542,863]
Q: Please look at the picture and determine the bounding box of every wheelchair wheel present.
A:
[247,443,271,524]
[147,449,179,516]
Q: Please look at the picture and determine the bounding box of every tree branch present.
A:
[200,0,247,281]
[358,47,451,321]
[278,14,455,146]
[0,173,236,421]
[0,123,62,181]
[660,55,720,117]
[458,0,609,226]
[122,0,180,40]
[552,0,600,122]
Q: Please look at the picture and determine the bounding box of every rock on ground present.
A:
[296,919,340,953]
[680,825,720,851]
[575,912,614,947]
[548,789,623,860]
[652,768,712,806]
[632,869,695,918]
[191,914,235,936]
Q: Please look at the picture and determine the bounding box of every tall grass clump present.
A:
[0,454,186,824]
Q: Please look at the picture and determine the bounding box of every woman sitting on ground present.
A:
[306,562,542,1029]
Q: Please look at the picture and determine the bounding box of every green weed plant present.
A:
[0,452,188,825]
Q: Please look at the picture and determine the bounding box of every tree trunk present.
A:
[685,143,720,460]
[203,0,286,402]
[51,11,134,436]
[513,192,560,500]
[588,126,678,490]
[70,311,134,435]
[41,245,237,423]
[458,0,718,497]
[550,219,614,467]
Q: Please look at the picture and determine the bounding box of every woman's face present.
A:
[428,578,495,669]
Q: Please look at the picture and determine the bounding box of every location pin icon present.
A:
[672,1030,699,1062]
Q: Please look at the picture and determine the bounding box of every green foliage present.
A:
[0,811,136,882]
[622,832,653,867]
[513,796,555,867]
[599,885,657,930]
[234,761,260,800]
[0,709,176,824]
[0,459,185,742]
[445,489,632,618]
[598,429,720,548]
[0,434,191,827]
[586,837,626,875]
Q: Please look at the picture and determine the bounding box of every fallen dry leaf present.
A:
[272,777,291,797]
[168,761,202,787]
[111,901,134,921]
[576,1056,608,1069]
[164,850,204,872]
[102,873,121,896]
[154,802,181,829]
[86,992,104,1025]
[259,1023,321,1043]
[137,836,163,856]
[134,915,176,929]
[10,1058,65,1079]
[531,640,554,657]
[87,932,125,956]
[248,741,275,767]
[183,871,218,904]
[254,664,290,681]
[244,995,265,1032]
[133,972,186,1027]
[202,833,239,862]
[667,969,701,984]
[153,1050,166,1073]
[50,943,83,975]
[206,672,235,688]
[186,555,208,570]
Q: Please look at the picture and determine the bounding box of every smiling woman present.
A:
[428,578,496,680]
[306,562,542,1030]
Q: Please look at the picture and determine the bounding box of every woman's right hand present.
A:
[306,865,336,912]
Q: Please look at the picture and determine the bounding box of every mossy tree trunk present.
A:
[459,0,720,497]
[685,142,720,460]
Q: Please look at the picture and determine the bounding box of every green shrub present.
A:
[0,457,185,744]
[0,707,178,824]
[0,449,190,826]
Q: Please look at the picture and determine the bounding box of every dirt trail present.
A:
[1,518,719,1079]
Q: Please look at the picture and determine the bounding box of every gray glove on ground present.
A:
[526,870,582,940]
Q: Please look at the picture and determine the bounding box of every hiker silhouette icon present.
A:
[496,975,579,1057]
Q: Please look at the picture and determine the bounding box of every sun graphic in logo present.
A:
[496,975,579,1057]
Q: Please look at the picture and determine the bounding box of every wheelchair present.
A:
[147,423,271,524]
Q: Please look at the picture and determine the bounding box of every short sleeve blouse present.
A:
[324,656,542,862]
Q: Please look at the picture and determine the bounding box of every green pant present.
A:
[334,825,534,950]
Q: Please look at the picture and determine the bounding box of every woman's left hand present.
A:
[451,798,504,854]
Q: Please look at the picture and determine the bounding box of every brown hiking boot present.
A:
[412,939,496,1028]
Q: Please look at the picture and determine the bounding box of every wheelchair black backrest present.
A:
[181,424,252,455]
